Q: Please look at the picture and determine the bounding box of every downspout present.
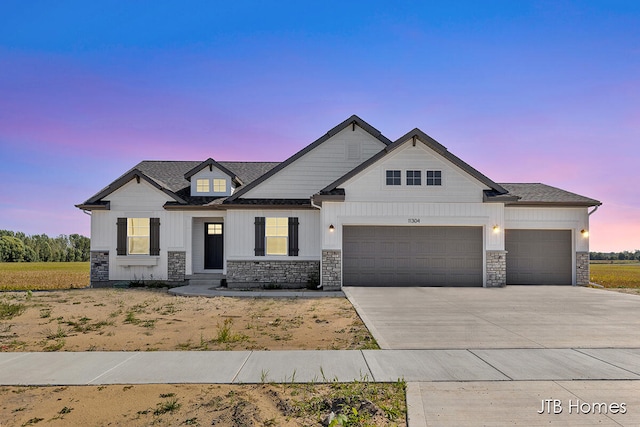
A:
[82,210,91,216]
[588,205,599,216]
[310,196,324,289]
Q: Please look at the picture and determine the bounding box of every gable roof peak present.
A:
[184,157,243,186]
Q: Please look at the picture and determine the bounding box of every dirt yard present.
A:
[0,382,406,426]
[0,288,377,352]
[0,289,404,426]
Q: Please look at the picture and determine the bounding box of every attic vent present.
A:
[346,142,361,160]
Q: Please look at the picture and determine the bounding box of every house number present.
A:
[408,218,420,224]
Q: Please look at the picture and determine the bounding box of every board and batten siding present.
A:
[191,216,225,274]
[242,126,386,199]
[341,141,489,204]
[321,201,504,251]
[91,179,187,281]
[504,207,590,252]
[225,209,321,260]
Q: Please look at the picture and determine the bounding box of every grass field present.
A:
[0,262,89,291]
[590,263,640,288]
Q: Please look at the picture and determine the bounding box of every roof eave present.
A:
[75,202,111,211]
[506,201,602,207]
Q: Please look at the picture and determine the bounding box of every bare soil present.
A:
[0,382,406,426]
[0,289,377,352]
[0,289,404,426]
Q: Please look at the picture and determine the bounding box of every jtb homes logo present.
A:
[538,399,627,415]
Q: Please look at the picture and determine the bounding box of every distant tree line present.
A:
[0,230,90,262]
[590,251,640,261]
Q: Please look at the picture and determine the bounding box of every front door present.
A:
[204,223,224,270]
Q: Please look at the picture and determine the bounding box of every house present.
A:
[77,115,601,289]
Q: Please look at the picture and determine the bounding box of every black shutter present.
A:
[150,218,160,256]
[254,217,265,256]
[288,217,299,256]
[116,218,127,256]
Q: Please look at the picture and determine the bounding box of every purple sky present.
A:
[1,1,638,251]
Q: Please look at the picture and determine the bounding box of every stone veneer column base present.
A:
[486,250,507,288]
[321,250,342,291]
[90,251,109,287]
[226,260,320,288]
[168,251,186,282]
[576,252,590,286]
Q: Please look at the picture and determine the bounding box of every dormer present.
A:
[184,158,243,197]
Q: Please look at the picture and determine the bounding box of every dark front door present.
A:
[204,223,224,269]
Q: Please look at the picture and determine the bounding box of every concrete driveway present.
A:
[343,286,640,349]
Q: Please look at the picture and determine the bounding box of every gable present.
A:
[238,120,388,199]
[340,139,490,203]
[189,166,235,197]
[103,178,175,210]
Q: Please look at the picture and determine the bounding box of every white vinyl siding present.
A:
[92,179,186,280]
[341,141,489,204]
[242,126,386,199]
[225,210,320,260]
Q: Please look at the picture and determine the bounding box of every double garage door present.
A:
[343,226,573,286]
[343,226,483,287]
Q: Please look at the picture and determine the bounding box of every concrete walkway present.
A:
[1,348,639,384]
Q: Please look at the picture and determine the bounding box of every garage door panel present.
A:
[506,229,572,285]
[343,226,483,287]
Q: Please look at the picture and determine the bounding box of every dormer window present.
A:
[213,179,227,193]
[196,179,210,193]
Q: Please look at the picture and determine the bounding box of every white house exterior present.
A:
[77,115,601,289]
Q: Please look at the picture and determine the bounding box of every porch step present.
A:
[187,273,226,288]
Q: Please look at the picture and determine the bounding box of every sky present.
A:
[0,0,638,252]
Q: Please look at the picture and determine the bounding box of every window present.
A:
[386,170,401,185]
[117,217,160,256]
[426,170,442,186]
[207,223,223,235]
[254,217,299,256]
[196,179,210,193]
[213,179,227,193]
[406,170,421,185]
[127,218,149,254]
[265,217,288,255]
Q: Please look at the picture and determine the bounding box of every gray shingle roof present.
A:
[499,183,601,206]
[80,161,280,207]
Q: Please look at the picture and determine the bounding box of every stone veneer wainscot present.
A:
[167,251,186,282]
[486,250,507,288]
[90,250,109,286]
[321,250,342,291]
[576,252,589,286]
[226,260,320,288]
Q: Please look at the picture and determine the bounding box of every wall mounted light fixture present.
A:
[329,224,335,232]
[493,225,500,233]
[581,229,589,238]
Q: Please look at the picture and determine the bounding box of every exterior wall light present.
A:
[493,225,500,233]
[581,229,589,238]
[329,224,335,232]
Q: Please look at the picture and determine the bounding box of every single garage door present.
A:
[343,226,483,286]
[505,229,572,285]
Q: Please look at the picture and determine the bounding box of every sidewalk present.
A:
[1,348,638,385]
